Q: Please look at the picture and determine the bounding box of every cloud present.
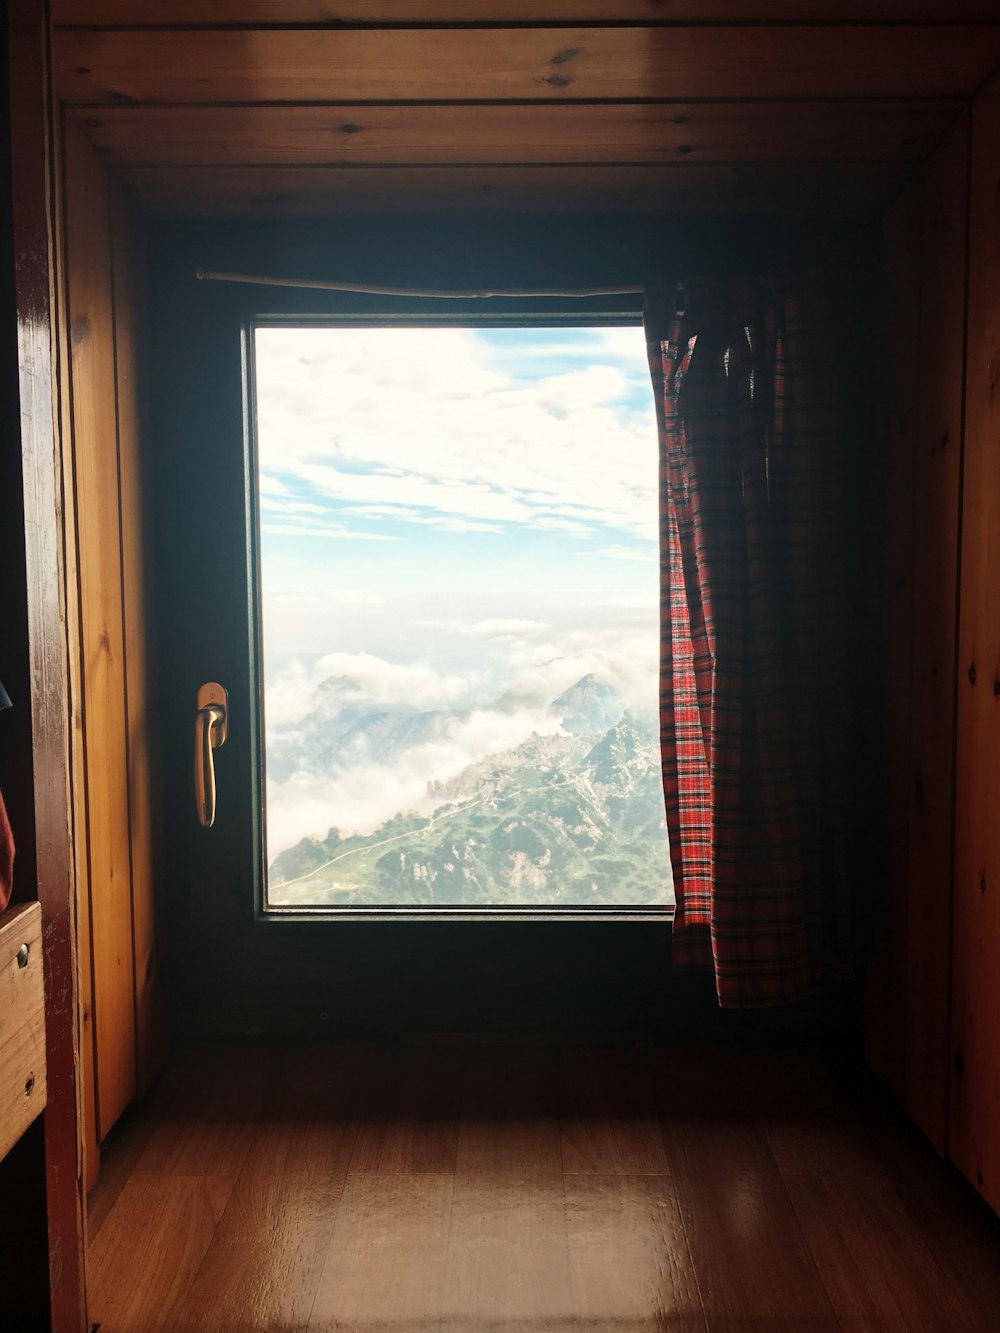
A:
[253,326,657,541]
[265,650,472,732]
[599,544,657,562]
[259,496,329,516]
[266,697,559,851]
[262,637,660,853]
[471,618,548,639]
[261,522,400,541]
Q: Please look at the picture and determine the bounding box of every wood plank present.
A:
[786,1174,980,1332]
[442,1174,573,1330]
[52,106,101,1196]
[121,160,911,217]
[170,1135,347,1330]
[87,1172,236,1331]
[879,1109,1000,1333]
[950,68,1000,1218]
[903,112,969,1156]
[71,100,957,168]
[662,1119,840,1329]
[308,1174,454,1331]
[348,1046,462,1175]
[62,118,137,1140]
[864,165,923,1107]
[53,26,1000,106]
[564,1174,705,1332]
[0,903,46,1162]
[134,1043,272,1178]
[110,181,170,1101]
[82,1042,1000,1329]
[558,1046,669,1175]
[50,2,1000,26]
[456,1047,563,1181]
[8,3,89,1323]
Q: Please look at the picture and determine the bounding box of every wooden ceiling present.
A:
[53,3,1000,216]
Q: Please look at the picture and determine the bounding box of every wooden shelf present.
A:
[0,902,46,1163]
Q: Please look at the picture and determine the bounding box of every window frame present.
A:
[243,310,674,925]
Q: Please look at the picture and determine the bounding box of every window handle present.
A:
[195,682,228,828]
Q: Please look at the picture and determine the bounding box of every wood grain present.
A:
[85,1041,1000,1330]
[443,1174,573,1330]
[903,112,969,1156]
[110,181,169,1102]
[456,1047,563,1181]
[950,67,1000,1218]
[662,1118,840,1329]
[70,100,957,168]
[51,105,101,1196]
[8,2,89,1323]
[62,118,137,1140]
[50,1,1000,25]
[564,1174,705,1332]
[308,1174,454,1331]
[169,1159,346,1331]
[88,1173,236,1332]
[785,1173,980,1332]
[558,1046,669,1175]
[53,26,1000,106]
[348,1046,462,1174]
[0,903,46,1162]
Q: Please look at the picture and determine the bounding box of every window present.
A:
[251,323,672,912]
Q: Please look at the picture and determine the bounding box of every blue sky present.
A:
[253,324,661,848]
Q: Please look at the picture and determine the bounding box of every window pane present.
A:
[254,325,673,909]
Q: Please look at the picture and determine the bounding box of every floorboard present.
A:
[86,1041,1000,1332]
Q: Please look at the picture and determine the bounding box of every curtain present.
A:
[645,275,854,1007]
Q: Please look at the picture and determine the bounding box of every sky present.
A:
[253,323,661,852]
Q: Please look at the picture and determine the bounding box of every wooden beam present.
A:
[51,2,1000,26]
[71,100,958,168]
[122,160,910,216]
[53,26,1000,105]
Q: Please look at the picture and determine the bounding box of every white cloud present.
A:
[471,618,548,639]
[261,522,400,541]
[265,650,472,732]
[262,635,660,852]
[259,496,329,515]
[599,544,656,562]
[253,326,657,541]
[266,698,559,850]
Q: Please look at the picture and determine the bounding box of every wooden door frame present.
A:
[7,1,87,1327]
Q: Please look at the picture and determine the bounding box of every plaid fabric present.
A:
[0,787,13,913]
[646,276,853,1007]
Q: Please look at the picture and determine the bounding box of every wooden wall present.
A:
[59,121,165,1189]
[868,113,969,1156]
[869,67,1000,1214]
[950,69,1000,1217]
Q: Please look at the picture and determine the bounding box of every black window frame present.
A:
[243,309,675,925]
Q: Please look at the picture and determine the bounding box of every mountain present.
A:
[551,673,626,735]
[268,677,673,909]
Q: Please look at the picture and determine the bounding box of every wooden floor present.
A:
[86,1040,1000,1332]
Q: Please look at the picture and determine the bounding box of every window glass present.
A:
[253,325,673,909]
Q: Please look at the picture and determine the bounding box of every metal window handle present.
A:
[195,682,228,828]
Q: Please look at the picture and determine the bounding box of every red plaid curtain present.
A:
[646,275,853,1007]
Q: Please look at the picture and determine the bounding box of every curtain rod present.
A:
[195,268,648,300]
